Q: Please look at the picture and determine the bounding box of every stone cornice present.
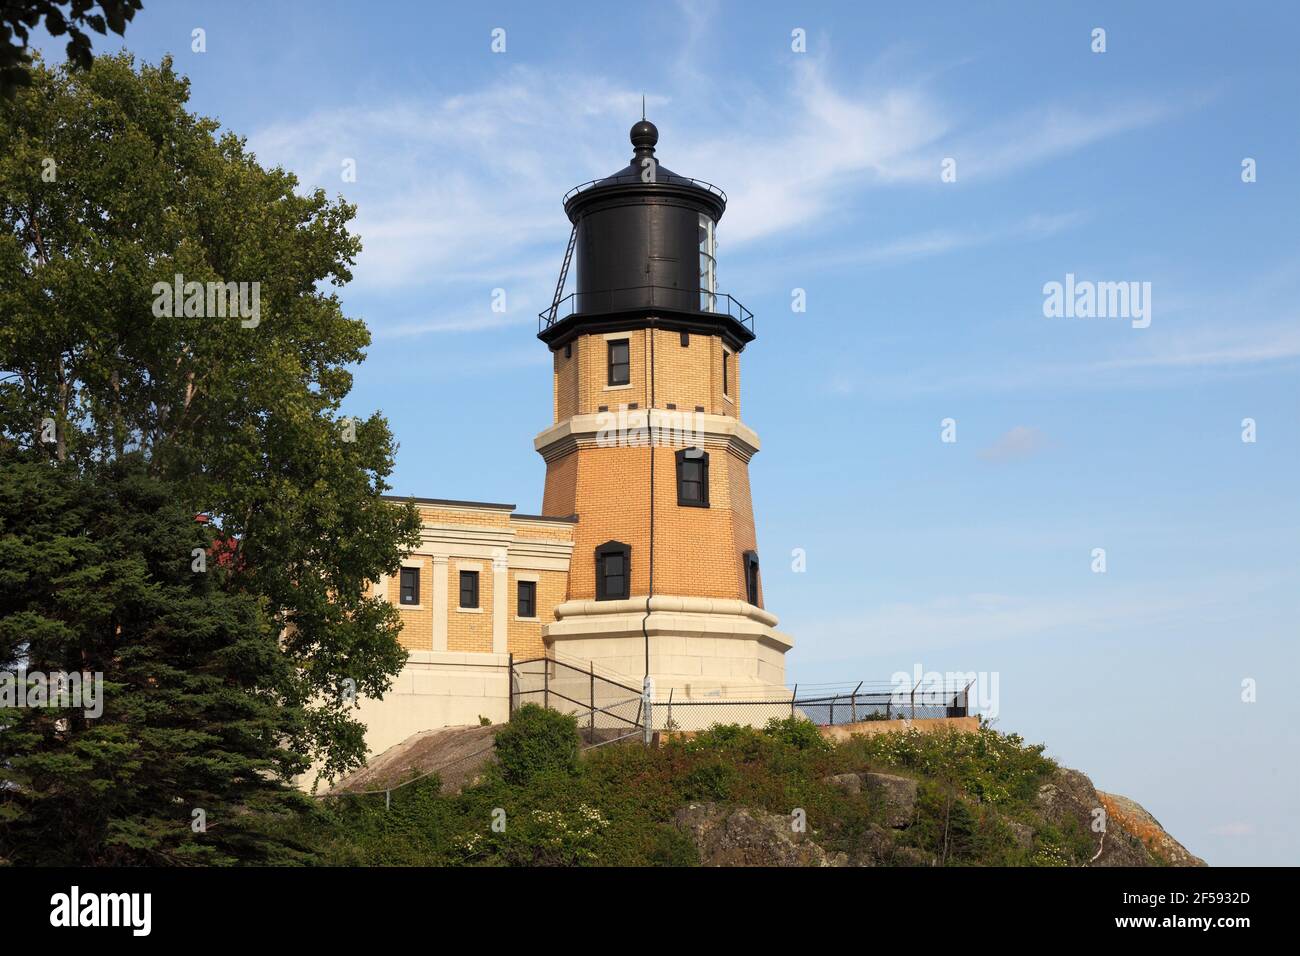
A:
[534,410,761,463]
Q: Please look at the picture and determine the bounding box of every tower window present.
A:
[459,570,479,609]
[699,213,716,312]
[517,580,536,618]
[595,540,631,601]
[608,339,630,386]
[564,343,572,359]
[743,551,760,606]
[722,350,730,396]
[399,567,420,605]
[680,330,690,347]
[676,448,709,507]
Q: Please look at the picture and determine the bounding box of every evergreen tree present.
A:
[0,452,316,864]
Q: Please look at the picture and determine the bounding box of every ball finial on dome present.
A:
[630,118,658,153]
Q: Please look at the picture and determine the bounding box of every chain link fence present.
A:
[511,657,972,739]
[657,683,970,732]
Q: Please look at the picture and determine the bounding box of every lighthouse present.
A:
[534,118,793,698]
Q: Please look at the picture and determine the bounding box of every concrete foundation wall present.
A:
[353,651,510,760]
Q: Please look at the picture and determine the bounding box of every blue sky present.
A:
[37,1,1300,865]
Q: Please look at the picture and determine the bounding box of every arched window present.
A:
[595,540,631,601]
[676,447,709,507]
[743,550,760,606]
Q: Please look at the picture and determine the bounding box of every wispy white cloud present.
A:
[247,55,1177,299]
[978,425,1049,462]
[832,314,1300,399]
[948,98,1183,181]
[783,211,1089,275]
[1087,322,1300,371]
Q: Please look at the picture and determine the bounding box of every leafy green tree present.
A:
[1,1,142,97]
[0,53,421,783]
[0,452,315,864]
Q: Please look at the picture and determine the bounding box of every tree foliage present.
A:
[0,52,421,797]
[0,453,316,864]
[0,1,142,97]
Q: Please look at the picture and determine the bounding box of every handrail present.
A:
[538,284,754,332]
[563,172,727,206]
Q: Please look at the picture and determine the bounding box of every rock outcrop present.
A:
[1096,789,1206,867]
[824,771,918,827]
[1035,767,1206,867]
[673,803,848,867]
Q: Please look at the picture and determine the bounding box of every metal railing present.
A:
[510,657,973,741]
[656,683,971,733]
[510,656,645,747]
[563,172,727,206]
[539,284,754,332]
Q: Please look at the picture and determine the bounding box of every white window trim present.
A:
[397,559,425,610]
[514,572,541,622]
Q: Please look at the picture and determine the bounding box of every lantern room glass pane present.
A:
[699,213,716,312]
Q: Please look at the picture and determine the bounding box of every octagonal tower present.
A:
[534,119,792,698]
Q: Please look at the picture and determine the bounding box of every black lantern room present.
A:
[537,119,755,353]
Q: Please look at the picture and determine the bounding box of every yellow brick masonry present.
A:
[553,327,740,422]
[382,504,575,658]
[541,324,760,604]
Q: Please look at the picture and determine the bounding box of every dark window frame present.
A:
[675,447,710,507]
[722,349,730,396]
[608,339,630,386]
[595,540,631,601]
[399,566,420,605]
[459,569,480,609]
[743,550,760,606]
[517,579,537,618]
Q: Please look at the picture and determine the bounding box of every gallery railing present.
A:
[539,284,754,333]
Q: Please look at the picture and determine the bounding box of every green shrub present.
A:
[762,716,834,753]
[493,704,581,785]
[839,726,1053,807]
[681,760,739,801]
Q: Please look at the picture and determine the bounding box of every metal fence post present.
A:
[791,683,797,718]
[851,681,862,724]
[543,659,550,711]
[642,676,653,746]
[589,661,595,742]
[829,695,836,726]
[667,688,674,732]
[507,653,514,717]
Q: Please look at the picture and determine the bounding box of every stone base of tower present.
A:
[543,595,793,703]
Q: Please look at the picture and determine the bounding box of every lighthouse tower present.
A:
[534,119,792,698]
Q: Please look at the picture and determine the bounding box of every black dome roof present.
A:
[563,118,726,221]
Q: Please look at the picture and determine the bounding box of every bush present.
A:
[762,716,834,753]
[681,760,739,801]
[493,705,581,785]
[839,726,1054,807]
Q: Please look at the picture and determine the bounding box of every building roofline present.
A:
[383,494,515,511]
[383,495,579,524]
[512,512,579,524]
